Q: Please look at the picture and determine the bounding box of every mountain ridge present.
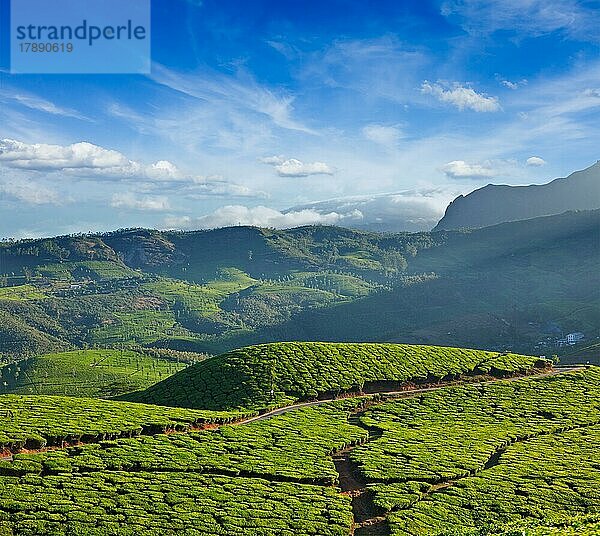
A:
[434,161,600,230]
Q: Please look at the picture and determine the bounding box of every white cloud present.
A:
[526,156,547,167]
[0,177,60,205]
[111,193,170,211]
[164,205,363,230]
[501,79,527,90]
[187,176,265,198]
[0,138,133,172]
[287,187,462,232]
[421,81,501,112]
[362,124,404,146]
[0,138,177,181]
[259,155,285,165]
[441,160,496,180]
[275,159,334,177]
[146,160,181,180]
[583,88,600,98]
[0,138,263,198]
[261,156,335,177]
[502,80,519,90]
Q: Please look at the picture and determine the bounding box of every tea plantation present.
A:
[2,398,367,484]
[355,367,600,534]
[121,342,543,410]
[0,395,249,453]
[0,473,352,536]
[0,342,597,535]
[0,349,187,398]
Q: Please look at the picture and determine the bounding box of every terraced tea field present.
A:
[0,349,188,397]
[0,343,597,535]
[122,342,544,410]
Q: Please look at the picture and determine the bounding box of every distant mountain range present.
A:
[0,209,597,359]
[434,161,600,231]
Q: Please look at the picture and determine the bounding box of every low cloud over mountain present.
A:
[285,188,460,232]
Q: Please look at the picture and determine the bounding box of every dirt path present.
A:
[332,407,389,536]
[238,366,583,425]
[326,365,585,536]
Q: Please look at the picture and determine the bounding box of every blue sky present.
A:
[0,0,599,237]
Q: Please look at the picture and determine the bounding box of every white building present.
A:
[565,332,585,345]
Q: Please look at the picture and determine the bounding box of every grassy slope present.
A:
[0,395,249,452]
[121,342,543,410]
[256,210,600,355]
[0,350,186,398]
[0,366,597,535]
[355,367,600,534]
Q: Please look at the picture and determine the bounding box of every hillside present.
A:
[255,210,600,355]
[0,349,190,398]
[434,161,600,230]
[0,210,597,359]
[0,364,597,535]
[121,342,544,410]
[0,226,437,358]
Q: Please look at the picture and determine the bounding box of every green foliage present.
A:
[0,349,187,397]
[0,285,46,301]
[0,473,351,536]
[0,395,248,453]
[0,225,430,357]
[384,426,600,535]
[122,342,542,410]
[353,368,600,484]
[90,311,196,346]
[0,309,66,359]
[5,398,367,484]
[0,211,598,358]
[349,367,600,534]
[37,261,140,281]
[0,361,597,535]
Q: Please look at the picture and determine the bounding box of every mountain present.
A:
[250,210,600,355]
[0,226,435,358]
[0,210,597,360]
[434,161,600,230]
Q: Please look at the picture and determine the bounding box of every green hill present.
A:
[121,342,545,410]
[256,210,600,356]
[0,210,597,358]
[0,349,189,398]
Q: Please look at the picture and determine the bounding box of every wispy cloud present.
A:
[0,174,61,205]
[362,124,404,147]
[441,0,600,42]
[152,64,317,134]
[300,35,429,103]
[0,89,89,120]
[111,192,171,211]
